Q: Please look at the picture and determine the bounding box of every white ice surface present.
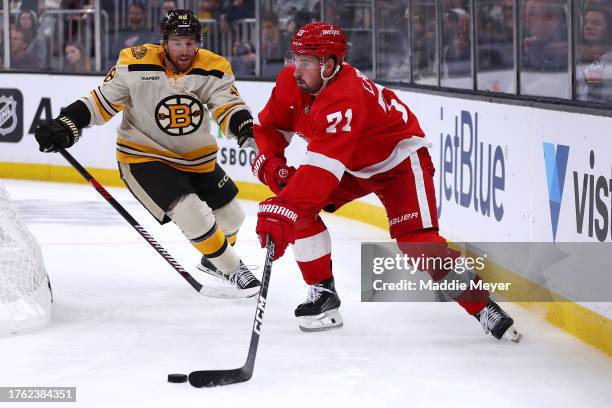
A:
[0,179,610,408]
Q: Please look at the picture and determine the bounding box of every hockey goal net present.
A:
[0,180,51,335]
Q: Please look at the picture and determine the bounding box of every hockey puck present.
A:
[167,373,188,383]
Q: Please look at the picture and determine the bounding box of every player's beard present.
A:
[165,50,196,73]
[173,55,193,72]
[296,76,323,95]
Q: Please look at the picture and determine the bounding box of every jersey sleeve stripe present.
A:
[97,87,122,113]
[117,137,218,160]
[89,90,113,122]
[213,102,241,123]
[116,143,217,166]
[346,137,432,179]
[218,105,244,131]
[95,87,118,115]
[303,151,345,181]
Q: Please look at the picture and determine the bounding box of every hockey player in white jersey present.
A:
[34,9,260,298]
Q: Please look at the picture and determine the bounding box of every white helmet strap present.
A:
[312,59,341,96]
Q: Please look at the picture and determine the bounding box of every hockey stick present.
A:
[58,148,206,295]
[188,238,275,387]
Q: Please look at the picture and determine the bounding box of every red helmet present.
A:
[289,22,348,65]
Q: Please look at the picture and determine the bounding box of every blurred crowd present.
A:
[1,0,612,103]
[408,0,612,100]
[0,0,259,72]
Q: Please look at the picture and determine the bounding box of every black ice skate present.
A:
[295,277,343,332]
[475,300,521,342]
[197,257,261,299]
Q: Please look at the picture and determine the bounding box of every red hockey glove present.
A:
[252,153,296,195]
[256,198,299,260]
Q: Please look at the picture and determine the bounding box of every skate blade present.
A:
[503,325,521,343]
[200,285,260,299]
[196,264,260,299]
[298,308,343,332]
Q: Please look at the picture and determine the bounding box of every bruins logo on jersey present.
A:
[155,95,204,136]
[131,46,148,59]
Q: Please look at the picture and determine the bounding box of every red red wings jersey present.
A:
[255,64,430,213]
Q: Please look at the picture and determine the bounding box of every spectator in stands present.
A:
[220,0,255,34]
[10,27,40,70]
[230,40,256,76]
[522,0,568,72]
[63,41,91,72]
[260,10,288,77]
[223,0,255,22]
[36,0,56,39]
[60,0,86,43]
[286,8,313,35]
[442,0,468,12]
[276,0,316,18]
[17,0,39,13]
[580,5,612,62]
[412,4,437,80]
[499,0,514,42]
[111,3,156,59]
[444,8,471,77]
[16,9,49,69]
[576,5,612,102]
[161,0,178,16]
[197,0,222,20]
[313,0,339,24]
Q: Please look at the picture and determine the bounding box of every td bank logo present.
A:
[543,143,569,241]
[0,89,24,142]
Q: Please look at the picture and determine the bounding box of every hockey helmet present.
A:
[289,22,348,65]
[160,9,203,45]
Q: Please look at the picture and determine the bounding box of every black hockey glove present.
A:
[236,122,256,149]
[35,115,80,153]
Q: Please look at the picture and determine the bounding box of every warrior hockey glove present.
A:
[35,115,80,153]
[236,123,256,149]
[256,198,299,260]
[252,153,296,195]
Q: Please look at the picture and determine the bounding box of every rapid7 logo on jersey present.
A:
[324,71,408,134]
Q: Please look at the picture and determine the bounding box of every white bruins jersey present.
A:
[80,44,251,173]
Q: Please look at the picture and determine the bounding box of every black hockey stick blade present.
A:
[188,367,251,388]
[188,238,275,388]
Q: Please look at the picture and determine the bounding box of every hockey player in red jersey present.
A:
[252,22,520,341]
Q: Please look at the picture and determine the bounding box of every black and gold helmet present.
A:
[160,9,203,45]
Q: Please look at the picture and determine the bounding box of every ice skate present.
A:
[295,277,343,332]
[475,300,521,342]
[197,257,261,299]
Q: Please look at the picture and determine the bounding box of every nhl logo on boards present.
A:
[131,46,148,59]
[0,89,23,142]
[155,94,204,136]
